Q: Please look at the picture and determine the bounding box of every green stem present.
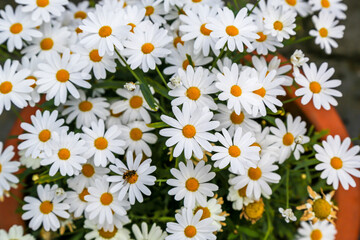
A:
[263,210,273,240]
[155,66,168,87]
[115,49,143,83]
[210,46,226,71]
[283,96,301,104]
[11,108,24,122]
[247,0,261,16]
[286,166,290,209]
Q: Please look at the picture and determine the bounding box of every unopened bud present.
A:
[124,82,136,91]
[295,135,303,144]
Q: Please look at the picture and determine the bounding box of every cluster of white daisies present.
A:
[0,0,356,239]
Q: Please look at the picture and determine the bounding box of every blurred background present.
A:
[0,0,359,143]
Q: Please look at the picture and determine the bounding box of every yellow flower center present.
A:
[75,27,83,34]
[285,0,297,6]
[58,148,71,160]
[251,142,262,154]
[182,124,196,138]
[79,188,89,202]
[0,81,13,94]
[173,36,184,48]
[10,23,23,34]
[36,0,49,7]
[200,23,212,36]
[94,137,108,150]
[309,81,322,93]
[256,32,267,42]
[192,0,202,2]
[238,185,247,197]
[74,11,87,19]
[226,25,239,36]
[310,229,323,240]
[40,38,54,50]
[313,198,331,220]
[186,87,201,100]
[273,21,283,31]
[123,170,139,184]
[141,43,155,54]
[244,200,264,220]
[194,206,211,220]
[230,111,245,124]
[98,227,118,239]
[184,225,197,237]
[100,192,113,205]
[128,23,136,33]
[38,129,51,142]
[56,69,70,83]
[182,59,194,70]
[0,164,2,173]
[145,6,154,16]
[228,145,241,157]
[253,87,266,98]
[78,100,93,112]
[98,26,112,38]
[330,157,343,169]
[185,177,199,192]
[319,28,328,38]
[82,164,95,178]
[282,132,294,146]
[248,167,262,180]
[129,96,143,109]
[321,0,330,8]
[89,49,103,62]
[26,76,37,88]
[39,200,53,214]
[230,85,242,97]
[130,128,143,141]
[110,109,122,118]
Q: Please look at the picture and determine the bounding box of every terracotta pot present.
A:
[0,57,359,239]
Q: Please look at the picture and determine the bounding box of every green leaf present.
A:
[237,226,260,238]
[146,122,168,128]
[92,80,125,89]
[35,172,64,184]
[145,76,173,100]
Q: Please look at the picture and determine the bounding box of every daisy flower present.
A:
[309,0,347,20]
[0,225,35,240]
[0,5,42,52]
[314,135,360,190]
[212,128,260,174]
[19,149,41,170]
[0,143,19,200]
[111,85,155,124]
[85,177,130,226]
[75,46,117,80]
[296,220,337,240]
[0,59,33,114]
[108,152,156,204]
[65,186,90,218]
[166,160,218,208]
[253,127,280,159]
[274,0,312,17]
[229,156,281,200]
[82,119,125,167]
[309,11,345,54]
[290,49,309,68]
[18,110,68,158]
[22,184,70,231]
[159,103,219,159]
[138,0,166,25]
[213,103,262,136]
[35,50,91,106]
[251,67,286,116]
[250,25,283,55]
[65,1,91,23]
[15,0,68,23]
[79,5,130,56]
[179,5,218,56]
[22,22,71,59]
[168,66,218,111]
[270,114,310,163]
[296,186,337,224]
[263,5,296,42]
[84,219,131,240]
[62,91,110,129]
[294,62,342,110]
[19,56,41,107]
[207,7,258,52]
[123,5,146,33]
[241,198,265,223]
[252,55,293,86]
[193,196,227,231]
[166,207,217,240]
[215,64,262,115]
[164,42,213,76]
[40,130,87,176]
[119,121,158,157]
[122,21,172,72]
[67,160,110,192]
[227,174,254,211]
[132,222,167,240]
